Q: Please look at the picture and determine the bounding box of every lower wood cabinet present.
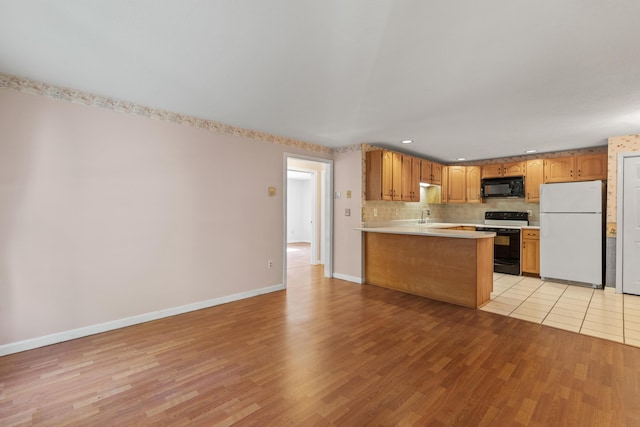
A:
[522,229,540,275]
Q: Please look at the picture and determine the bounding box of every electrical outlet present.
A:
[527,210,532,216]
[267,260,273,269]
[395,208,399,216]
[373,208,378,217]
[345,208,351,216]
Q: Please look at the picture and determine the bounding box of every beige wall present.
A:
[333,147,363,281]
[0,88,331,348]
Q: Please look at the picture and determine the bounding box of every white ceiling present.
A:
[1,1,639,162]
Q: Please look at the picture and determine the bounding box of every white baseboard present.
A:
[0,283,285,357]
[333,273,364,284]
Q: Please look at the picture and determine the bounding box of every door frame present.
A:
[284,153,333,287]
[616,152,640,293]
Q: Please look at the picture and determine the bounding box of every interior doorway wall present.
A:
[285,155,333,285]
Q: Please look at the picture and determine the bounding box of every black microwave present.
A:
[481,176,525,198]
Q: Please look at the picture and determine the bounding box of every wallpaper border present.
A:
[0,73,333,155]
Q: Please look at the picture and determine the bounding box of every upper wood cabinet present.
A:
[366,150,400,200]
[466,166,482,203]
[391,152,402,200]
[441,166,449,203]
[525,159,544,203]
[366,150,420,201]
[481,161,526,179]
[576,153,607,181]
[544,156,575,183]
[401,156,421,202]
[431,163,443,185]
[420,160,443,185]
[446,166,467,203]
[544,153,606,183]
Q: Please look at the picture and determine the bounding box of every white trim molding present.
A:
[333,273,364,284]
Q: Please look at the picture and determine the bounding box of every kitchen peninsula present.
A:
[357,225,496,308]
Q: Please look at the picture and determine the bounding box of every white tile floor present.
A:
[481,273,640,347]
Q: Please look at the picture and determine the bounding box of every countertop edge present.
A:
[355,227,496,239]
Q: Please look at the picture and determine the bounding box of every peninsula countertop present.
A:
[355,224,496,239]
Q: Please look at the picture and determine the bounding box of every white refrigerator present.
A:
[539,180,605,287]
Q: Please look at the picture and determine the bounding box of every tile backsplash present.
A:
[364,187,540,224]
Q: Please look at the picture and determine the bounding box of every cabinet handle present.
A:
[570,170,573,177]
[578,170,581,177]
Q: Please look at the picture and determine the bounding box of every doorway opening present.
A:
[284,155,333,288]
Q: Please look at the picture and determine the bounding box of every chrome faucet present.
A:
[419,209,431,224]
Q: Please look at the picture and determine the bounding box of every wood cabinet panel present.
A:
[420,160,443,185]
[411,157,421,201]
[401,155,420,201]
[481,162,525,179]
[401,155,413,202]
[503,161,526,177]
[365,150,383,200]
[441,166,449,203]
[544,154,607,183]
[431,163,443,185]
[576,153,607,181]
[447,166,466,203]
[481,164,503,179]
[466,166,482,203]
[364,232,494,308]
[391,152,402,201]
[544,157,575,183]
[525,159,544,202]
[420,161,432,184]
[522,229,540,275]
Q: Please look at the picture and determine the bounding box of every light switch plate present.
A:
[346,190,351,198]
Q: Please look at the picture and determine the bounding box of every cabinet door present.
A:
[503,161,526,177]
[365,150,383,200]
[441,166,449,203]
[447,166,466,203]
[544,157,575,183]
[466,166,482,203]
[401,155,413,201]
[481,164,503,179]
[391,152,403,200]
[522,238,540,274]
[381,150,394,200]
[525,159,544,202]
[411,157,421,201]
[576,153,607,181]
[431,163,443,185]
[420,161,432,183]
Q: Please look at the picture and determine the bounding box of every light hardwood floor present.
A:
[2,256,640,425]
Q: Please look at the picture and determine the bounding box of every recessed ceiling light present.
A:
[456,157,466,161]
[525,149,537,154]
[401,139,413,144]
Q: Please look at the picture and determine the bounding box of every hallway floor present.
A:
[482,273,640,348]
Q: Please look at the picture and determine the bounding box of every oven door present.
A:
[478,227,521,275]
